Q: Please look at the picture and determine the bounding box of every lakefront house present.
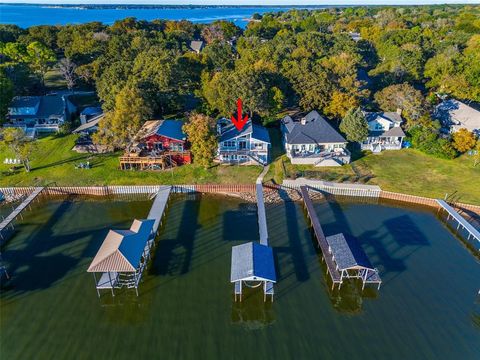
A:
[120,120,191,170]
[434,99,480,136]
[217,118,271,165]
[6,94,77,135]
[281,111,350,166]
[360,110,406,152]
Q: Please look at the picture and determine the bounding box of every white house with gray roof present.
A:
[6,94,76,133]
[217,118,271,165]
[281,110,350,167]
[434,99,480,136]
[360,110,406,152]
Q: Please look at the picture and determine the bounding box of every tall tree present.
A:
[93,85,152,150]
[339,107,369,142]
[1,128,37,172]
[0,71,14,124]
[58,58,78,91]
[182,113,217,168]
[374,83,425,127]
[25,41,56,88]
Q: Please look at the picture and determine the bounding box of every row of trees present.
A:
[1,5,479,166]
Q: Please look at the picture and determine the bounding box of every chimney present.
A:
[396,108,402,115]
[300,117,307,125]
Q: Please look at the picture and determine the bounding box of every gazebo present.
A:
[230,242,276,302]
[325,233,381,290]
[87,219,155,297]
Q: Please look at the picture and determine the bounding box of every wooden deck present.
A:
[256,183,268,245]
[0,187,44,239]
[299,186,342,287]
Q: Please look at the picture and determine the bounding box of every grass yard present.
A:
[0,134,261,186]
[1,133,479,205]
[265,149,480,205]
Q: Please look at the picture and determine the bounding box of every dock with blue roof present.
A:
[87,186,171,297]
[300,186,381,290]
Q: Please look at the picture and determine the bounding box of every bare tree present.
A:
[58,58,77,91]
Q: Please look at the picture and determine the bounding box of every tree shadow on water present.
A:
[150,199,201,276]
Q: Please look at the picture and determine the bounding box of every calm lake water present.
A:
[0,194,479,359]
[0,5,323,28]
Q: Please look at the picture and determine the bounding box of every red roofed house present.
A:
[120,120,191,170]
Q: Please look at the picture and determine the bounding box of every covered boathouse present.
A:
[325,233,381,290]
[230,242,276,302]
[87,219,155,297]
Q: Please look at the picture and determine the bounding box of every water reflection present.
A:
[231,287,275,330]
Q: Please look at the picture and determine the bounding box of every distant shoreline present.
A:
[0,3,333,10]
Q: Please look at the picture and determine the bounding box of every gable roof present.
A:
[190,40,204,53]
[364,111,403,125]
[220,120,270,144]
[435,99,480,132]
[282,110,346,145]
[87,219,155,273]
[9,95,74,120]
[73,114,104,133]
[10,96,40,108]
[137,120,187,142]
[80,106,103,116]
[325,233,374,271]
[230,242,276,283]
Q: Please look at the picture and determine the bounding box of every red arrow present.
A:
[231,98,249,131]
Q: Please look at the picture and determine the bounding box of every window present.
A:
[223,141,235,148]
[154,142,163,151]
[254,143,263,150]
[171,143,183,152]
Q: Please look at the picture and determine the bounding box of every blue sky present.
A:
[2,0,479,5]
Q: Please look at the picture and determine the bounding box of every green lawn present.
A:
[1,134,479,205]
[265,148,480,205]
[0,135,262,186]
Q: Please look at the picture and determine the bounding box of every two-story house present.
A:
[361,110,406,152]
[281,111,350,166]
[217,118,271,165]
[120,120,191,170]
[6,94,76,133]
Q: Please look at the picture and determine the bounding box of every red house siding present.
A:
[143,134,191,165]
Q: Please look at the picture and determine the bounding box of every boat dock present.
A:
[88,186,172,297]
[0,187,44,240]
[437,199,480,246]
[300,186,381,290]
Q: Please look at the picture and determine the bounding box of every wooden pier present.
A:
[148,186,172,233]
[437,199,480,247]
[299,186,342,288]
[0,187,44,240]
[300,186,381,290]
[256,183,268,245]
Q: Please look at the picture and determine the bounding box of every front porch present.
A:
[361,136,403,152]
[288,148,351,166]
[218,150,268,165]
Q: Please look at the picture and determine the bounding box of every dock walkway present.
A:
[148,186,172,233]
[437,199,480,245]
[256,183,268,245]
[299,186,342,287]
[0,187,43,239]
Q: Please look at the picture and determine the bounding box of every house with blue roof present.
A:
[6,94,77,134]
[216,118,271,165]
[120,120,191,170]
